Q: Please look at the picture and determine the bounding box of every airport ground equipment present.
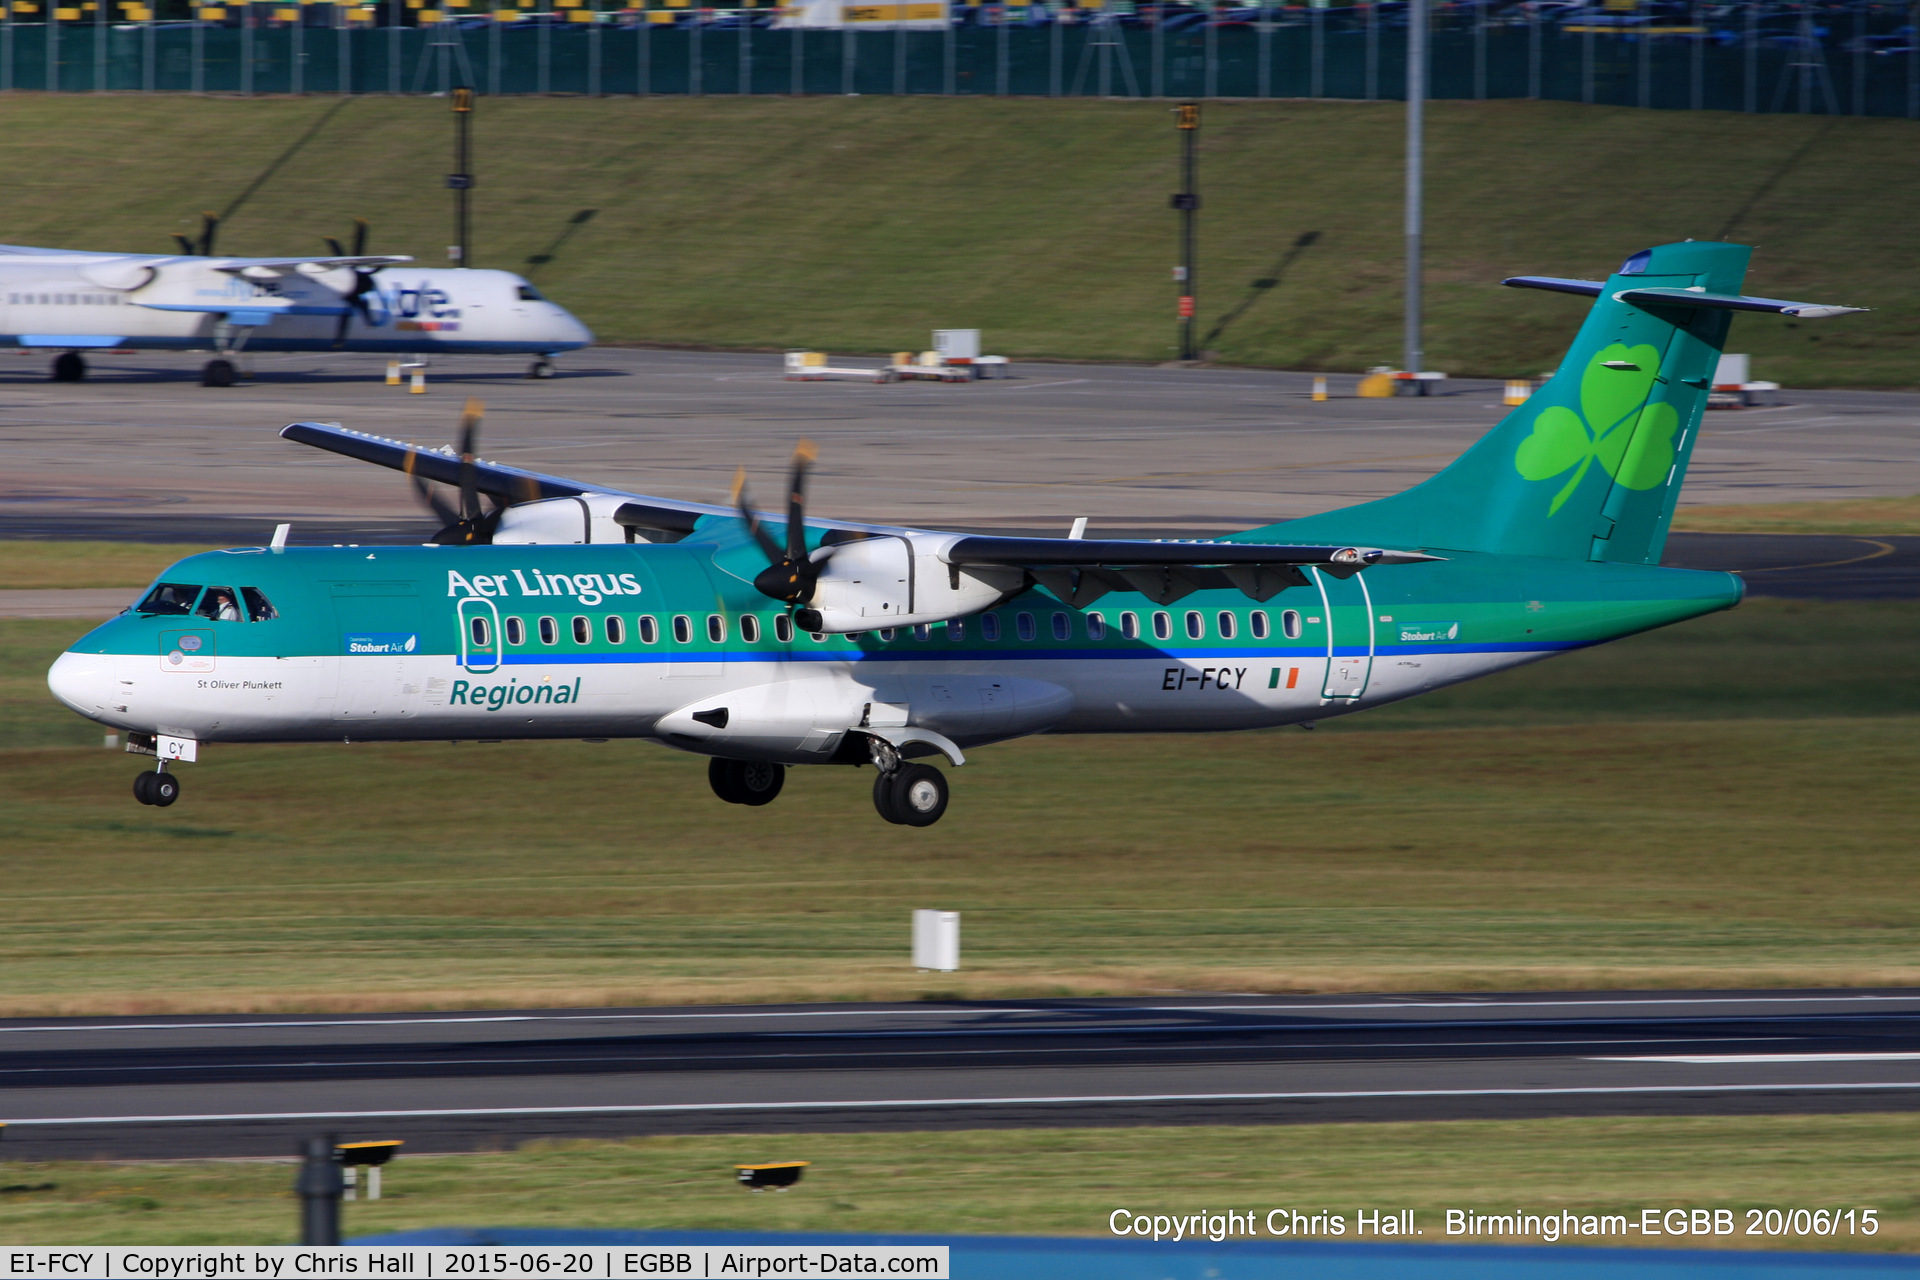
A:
[784,351,895,383]
[339,1140,404,1201]
[912,910,960,971]
[735,1162,810,1191]
[48,242,1865,827]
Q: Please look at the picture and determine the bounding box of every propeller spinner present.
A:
[735,440,826,606]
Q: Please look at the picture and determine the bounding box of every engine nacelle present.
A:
[798,534,1021,634]
[494,493,656,545]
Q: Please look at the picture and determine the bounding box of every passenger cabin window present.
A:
[1152,611,1171,641]
[707,614,727,643]
[1250,610,1269,639]
[136,583,202,616]
[948,618,965,642]
[196,587,241,622]
[1217,611,1237,640]
[673,615,692,644]
[1051,612,1070,641]
[1086,612,1107,640]
[1016,612,1036,641]
[1185,611,1205,640]
[1282,609,1303,639]
[774,614,794,643]
[572,616,591,644]
[981,614,1001,641]
[470,616,491,647]
[878,628,896,642]
[539,616,558,645]
[913,624,930,641]
[1120,611,1139,640]
[638,615,659,644]
[241,587,278,622]
[516,284,545,301]
[605,615,625,644]
[505,616,526,646]
[741,615,761,643]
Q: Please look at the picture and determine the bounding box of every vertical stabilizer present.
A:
[1258,241,1753,565]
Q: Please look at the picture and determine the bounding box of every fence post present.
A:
[44,10,54,92]
[791,20,801,94]
[1580,20,1592,103]
[293,8,304,94]
[1850,4,1863,115]
[1310,2,1322,97]
[1049,9,1060,95]
[487,0,499,96]
[1689,0,1701,110]
[591,0,604,96]
[389,0,401,94]
[840,24,850,94]
[996,12,1007,94]
[1202,1,1215,96]
[1256,0,1269,97]
[92,0,103,91]
[1909,0,1919,119]
[1151,5,1162,97]
[1365,0,1376,99]
[1743,1,1756,111]
[638,14,648,95]
[737,0,747,95]
[943,10,953,93]
[1526,1,1538,98]
[538,8,550,93]
[1636,19,1649,107]
[341,8,352,93]
[1473,0,1484,99]
[892,21,902,92]
[2,6,11,95]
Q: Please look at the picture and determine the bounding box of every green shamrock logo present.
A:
[1514,343,1681,514]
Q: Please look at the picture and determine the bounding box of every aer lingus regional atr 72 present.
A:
[47,242,1864,825]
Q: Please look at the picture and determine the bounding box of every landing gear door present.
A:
[1311,567,1374,702]
[457,597,503,674]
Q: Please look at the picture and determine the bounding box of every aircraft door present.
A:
[457,596,503,674]
[1311,567,1375,702]
[331,583,426,720]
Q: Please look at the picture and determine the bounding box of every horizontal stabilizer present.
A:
[1504,275,1867,319]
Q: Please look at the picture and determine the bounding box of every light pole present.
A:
[1172,101,1199,362]
[448,86,475,267]
[1404,0,1425,377]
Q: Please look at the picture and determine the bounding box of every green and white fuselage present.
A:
[46,241,1860,821]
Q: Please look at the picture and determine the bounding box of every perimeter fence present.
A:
[2,2,1916,117]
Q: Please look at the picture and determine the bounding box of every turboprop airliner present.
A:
[48,242,1863,824]
[0,219,591,387]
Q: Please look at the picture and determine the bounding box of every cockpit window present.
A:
[241,587,278,622]
[195,587,241,622]
[516,284,545,301]
[136,583,202,615]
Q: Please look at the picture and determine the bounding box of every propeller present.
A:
[734,440,826,606]
[325,220,380,350]
[405,398,504,545]
[171,212,218,257]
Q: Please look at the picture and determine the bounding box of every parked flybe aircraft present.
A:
[48,242,1862,825]
[0,219,590,387]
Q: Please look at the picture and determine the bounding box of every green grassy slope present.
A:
[3,1117,1918,1249]
[0,96,1911,384]
[5,601,1920,1010]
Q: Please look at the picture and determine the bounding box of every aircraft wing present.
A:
[204,254,411,278]
[1503,275,1867,318]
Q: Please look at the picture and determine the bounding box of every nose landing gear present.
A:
[133,768,180,807]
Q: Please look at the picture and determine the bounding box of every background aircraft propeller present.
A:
[324,219,381,349]
[734,440,827,606]
[171,211,219,257]
[406,399,505,545]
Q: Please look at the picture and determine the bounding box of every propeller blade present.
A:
[324,236,346,257]
[785,438,817,565]
[457,398,484,523]
[731,467,787,566]
[172,233,195,257]
[351,218,369,258]
[410,473,460,528]
[198,212,218,257]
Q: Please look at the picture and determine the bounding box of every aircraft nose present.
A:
[554,307,594,349]
[47,650,112,719]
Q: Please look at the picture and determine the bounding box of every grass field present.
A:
[4,591,1919,1011]
[0,1116,1915,1250]
[0,96,1914,385]
[1669,495,1920,536]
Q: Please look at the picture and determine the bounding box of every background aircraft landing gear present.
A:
[708,758,786,807]
[201,358,238,388]
[50,352,86,382]
[133,769,180,808]
[527,359,556,380]
[874,763,948,827]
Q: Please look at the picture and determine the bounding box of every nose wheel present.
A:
[527,359,556,380]
[133,770,180,807]
[873,763,949,827]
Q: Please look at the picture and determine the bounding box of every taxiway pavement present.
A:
[4,991,1919,1159]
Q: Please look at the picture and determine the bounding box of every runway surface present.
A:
[5,991,1920,1160]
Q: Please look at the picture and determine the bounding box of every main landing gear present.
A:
[133,767,180,807]
[202,358,239,388]
[873,763,949,827]
[50,352,86,382]
[709,758,786,806]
